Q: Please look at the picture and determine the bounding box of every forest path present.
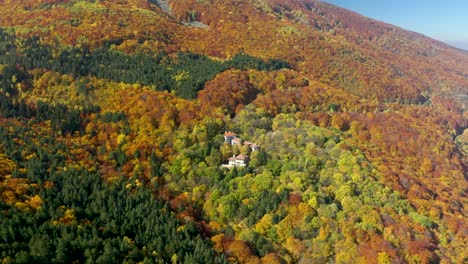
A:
[151,0,209,29]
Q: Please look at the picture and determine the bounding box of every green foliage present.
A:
[0,29,290,99]
[227,52,291,71]
[409,212,433,228]
[36,101,100,134]
[0,10,461,262]
[100,111,127,123]
[0,125,227,264]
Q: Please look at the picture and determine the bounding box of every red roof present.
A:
[224,131,237,137]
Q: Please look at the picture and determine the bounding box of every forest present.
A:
[1,29,289,99]
[0,0,467,263]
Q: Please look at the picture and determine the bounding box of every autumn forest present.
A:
[0,0,466,263]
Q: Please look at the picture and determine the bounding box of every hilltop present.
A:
[0,0,466,263]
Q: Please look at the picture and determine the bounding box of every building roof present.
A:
[244,141,260,149]
[229,154,248,161]
[224,131,237,137]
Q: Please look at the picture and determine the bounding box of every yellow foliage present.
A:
[208,221,222,232]
[420,158,433,174]
[176,225,186,233]
[211,234,225,252]
[135,179,142,187]
[377,252,391,264]
[15,202,29,211]
[285,236,305,258]
[255,214,273,234]
[297,202,311,214]
[260,253,284,264]
[117,134,126,145]
[63,209,76,222]
[307,195,318,209]
[317,223,330,241]
[171,254,178,264]
[28,195,43,209]
[191,185,206,201]
[54,208,77,225]
[0,153,16,177]
[174,71,190,83]
[2,190,16,205]
[123,236,134,244]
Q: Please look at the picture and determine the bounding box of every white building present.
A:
[224,131,237,145]
[228,154,248,167]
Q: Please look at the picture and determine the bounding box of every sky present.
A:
[321,0,468,50]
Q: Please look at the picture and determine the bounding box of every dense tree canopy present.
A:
[0,0,466,263]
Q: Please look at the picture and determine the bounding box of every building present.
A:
[250,144,260,152]
[244,141,260,152]
[231,137,242,146]
[221,132,260,168]
[224,131,237,145]
[228,154,249,167]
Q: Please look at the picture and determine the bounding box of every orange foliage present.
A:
[260,253,284,264]
[0,0,466,262]
[1,0,466,105]
[198,70,259,115]
[225,240,255,263]
[27,194,43,209]
[0,153,16,179]
[1,177,30,205]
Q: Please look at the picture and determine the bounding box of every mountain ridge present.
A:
[1,0,466,105]
[166,0,467,104]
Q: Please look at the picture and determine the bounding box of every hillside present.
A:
[0,0,467,263]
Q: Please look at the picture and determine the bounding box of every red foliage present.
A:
[288,192,302,205]
[198,70,259,115]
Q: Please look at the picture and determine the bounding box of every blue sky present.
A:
[321,0,468,50]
